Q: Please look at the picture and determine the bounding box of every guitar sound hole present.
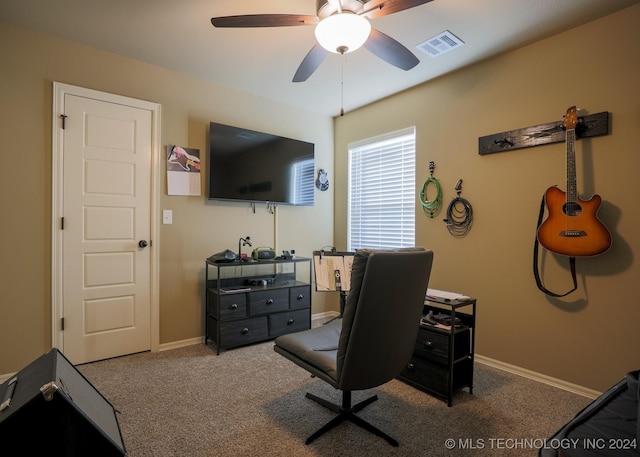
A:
[563,202,582,216]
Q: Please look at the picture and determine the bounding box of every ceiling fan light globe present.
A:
[315,13,371,54]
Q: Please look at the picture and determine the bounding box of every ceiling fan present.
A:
[211,0,434,82]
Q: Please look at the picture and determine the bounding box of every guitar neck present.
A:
[566,127,577,203]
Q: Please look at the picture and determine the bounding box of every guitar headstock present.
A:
[563,106,578,130]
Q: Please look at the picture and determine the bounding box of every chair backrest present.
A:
[336,248,434,391]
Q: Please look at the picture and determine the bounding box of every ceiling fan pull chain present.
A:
[340,50,345,116]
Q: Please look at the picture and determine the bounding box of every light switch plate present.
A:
[162,210,173,224]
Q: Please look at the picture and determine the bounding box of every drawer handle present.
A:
[287,318,294,325]
[240,328,249,335]
[229,304,238,310]
[424,341,434,348]
[407,363,416,371]
[266,299,274,305]
[296,294,304,300]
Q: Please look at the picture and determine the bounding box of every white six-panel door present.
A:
[52,83,160,364]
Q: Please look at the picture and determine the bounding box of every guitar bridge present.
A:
[560,230,587,237]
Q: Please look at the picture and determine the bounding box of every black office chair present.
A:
[274,248,434,447]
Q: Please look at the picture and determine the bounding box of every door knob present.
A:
[138,240,148,248]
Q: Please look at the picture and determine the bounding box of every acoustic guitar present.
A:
[536,106,611,257]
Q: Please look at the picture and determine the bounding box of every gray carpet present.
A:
[78,335,591,456]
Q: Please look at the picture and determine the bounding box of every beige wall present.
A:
[2,5,638,392]
[0,24,336,374]
[334,5,640,392]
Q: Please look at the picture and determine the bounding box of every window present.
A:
[348,127,416,250]
[291,158,315,205]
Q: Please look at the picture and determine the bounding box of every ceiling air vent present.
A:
[416,30,465,57]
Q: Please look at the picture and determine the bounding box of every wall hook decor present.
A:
[478,111,609,155]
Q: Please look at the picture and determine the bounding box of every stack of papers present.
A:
[426,288,471,301]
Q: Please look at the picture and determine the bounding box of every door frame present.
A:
[51,82,161,355]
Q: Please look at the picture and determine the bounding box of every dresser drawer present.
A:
[414,327,470,363]
[219,317,268,348]
[216,293,247,320]
[399,357,472,395]
[289,286,311,309]
[269,309,310,337]
[249,289,289,315]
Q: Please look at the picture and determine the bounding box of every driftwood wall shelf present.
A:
[478,111,609,155]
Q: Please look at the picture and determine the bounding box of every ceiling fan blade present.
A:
[211,14,318,28]
[364,29,419,71]
[327,0,342,13]
[293,44,328,82]
[362,0,434,19]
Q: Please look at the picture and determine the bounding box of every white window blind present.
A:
[348,127,416,250]
[292,158,315,205]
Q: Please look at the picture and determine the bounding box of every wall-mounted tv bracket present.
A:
[478,111,609,155]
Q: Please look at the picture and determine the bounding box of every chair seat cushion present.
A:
[274,318,342,387]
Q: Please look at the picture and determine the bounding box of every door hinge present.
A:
[61,317,65,331]
[61,217,64,230]
[60,114,68,129]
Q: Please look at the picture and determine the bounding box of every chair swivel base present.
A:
[304,390,399,447]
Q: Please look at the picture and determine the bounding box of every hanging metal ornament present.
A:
[316,169,329,191]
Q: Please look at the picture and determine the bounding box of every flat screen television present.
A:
[208,122,315,206]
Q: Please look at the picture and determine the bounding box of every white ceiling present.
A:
[2,0,638,116]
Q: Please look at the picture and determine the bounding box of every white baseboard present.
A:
[475,354,601,399]
[159,337,203,352]
[311,311,340,321]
